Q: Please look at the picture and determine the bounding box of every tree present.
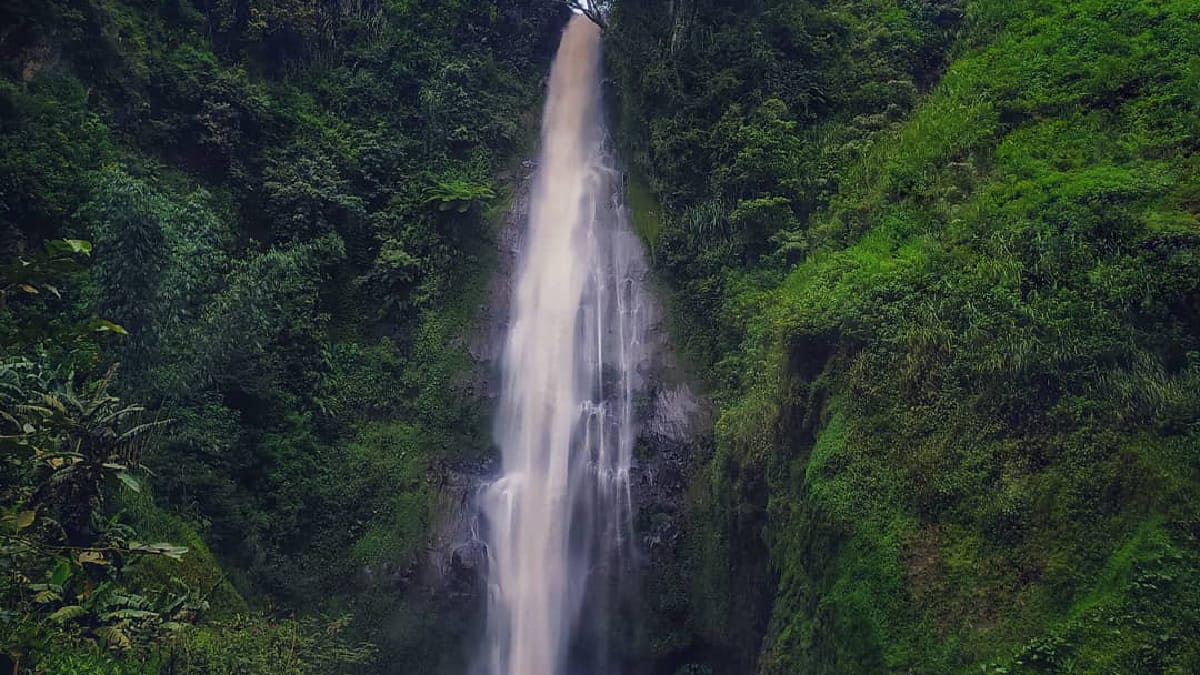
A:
[83,169,169,375]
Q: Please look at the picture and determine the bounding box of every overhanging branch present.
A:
[562,1,608,31]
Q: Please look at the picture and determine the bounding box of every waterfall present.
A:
[479,15,653,675]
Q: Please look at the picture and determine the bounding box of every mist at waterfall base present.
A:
[476,16,654,675]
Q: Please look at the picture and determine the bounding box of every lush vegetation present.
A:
[1,1,567,672]
[6,0,1200,673]
[608,0,1200,672]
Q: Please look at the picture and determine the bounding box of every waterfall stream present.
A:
[479,15,654,675]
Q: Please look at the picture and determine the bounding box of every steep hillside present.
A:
[1,1,567,672]
[608,0,1200,672]
[5,0,1199,672]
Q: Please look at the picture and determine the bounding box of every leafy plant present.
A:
[0,239,92,313]
[423,177,497,214]
[0,358,192,670]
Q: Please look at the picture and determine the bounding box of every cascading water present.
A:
[479,15,653,675]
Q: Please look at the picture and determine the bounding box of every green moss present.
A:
[611,0,1200,670]
[626,171,664,256]
[346,422,433,567]
[34,650,161,675]
[125,494,248,616]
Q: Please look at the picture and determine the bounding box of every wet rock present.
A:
[448,540,489,595]
[421,162,534,602]
[424,460,493,597]
[467,160,533,402]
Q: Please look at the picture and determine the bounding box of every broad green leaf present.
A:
[129,542,188,560]
[101,609,158,621]
[46,239,92,256]
[116,472,140,493]
[90,319,129,335]
[78,550,107,566]
[15,510,35,530]
[41,394,64,413]
[96,625,131,650]
[49,605,85,623]
[49,560,72,587]
[62,239,92,254]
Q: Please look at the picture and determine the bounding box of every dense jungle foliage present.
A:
[0,0,568,672]
[607,0,1200,672]
[5,0,1200,673]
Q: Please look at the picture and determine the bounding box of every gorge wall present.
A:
[605,0,1200,672]
[4,1,1200,673]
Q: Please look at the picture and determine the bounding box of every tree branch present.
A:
[561,1,609,31]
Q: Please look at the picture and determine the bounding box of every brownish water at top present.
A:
[479,15,653,675]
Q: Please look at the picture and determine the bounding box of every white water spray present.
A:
[480,15,653,675]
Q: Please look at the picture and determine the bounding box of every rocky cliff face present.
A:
[421,158,534,601]
[625,343,715,674]
[416,156,712,671]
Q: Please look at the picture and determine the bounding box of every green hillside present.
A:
[607,0,1200,672]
